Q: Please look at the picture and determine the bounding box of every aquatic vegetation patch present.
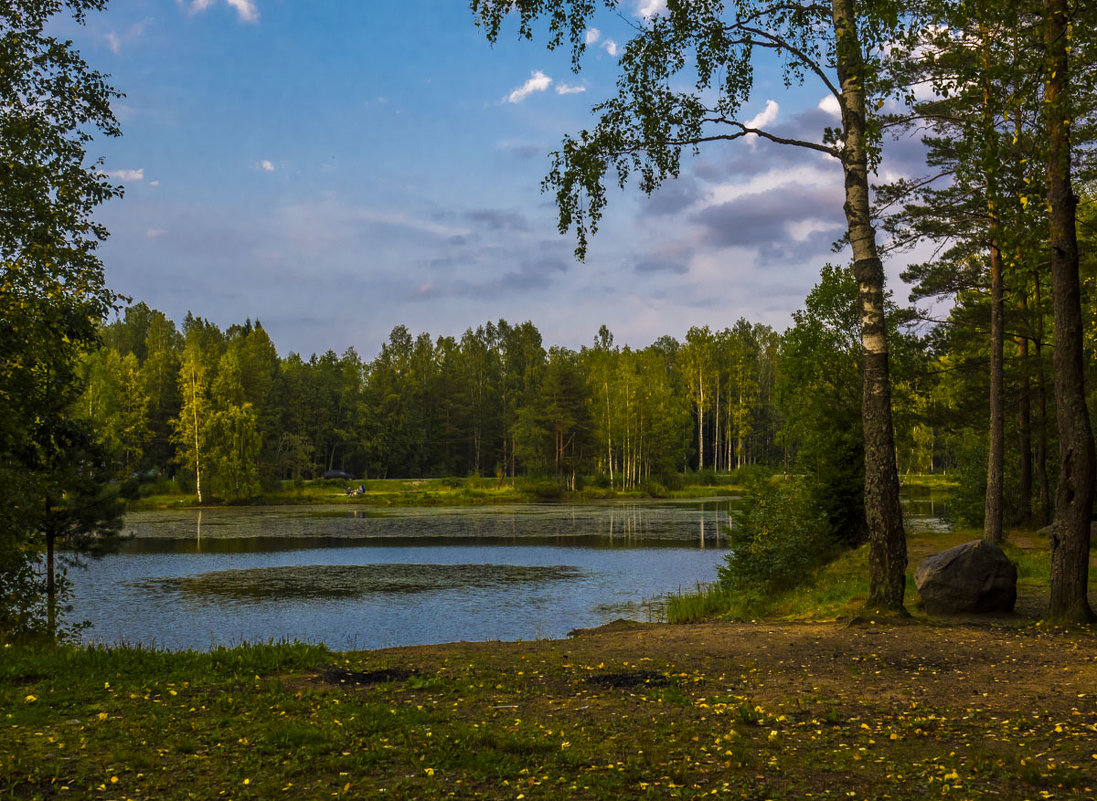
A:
[135,563,585,603]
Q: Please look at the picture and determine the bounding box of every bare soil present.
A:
[341,616,1097,798]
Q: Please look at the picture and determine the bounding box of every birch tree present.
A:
[472,0,911,611]
[172,342,209,504]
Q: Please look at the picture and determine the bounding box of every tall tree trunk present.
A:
[605,381,614,489]
[713,379,720,472]
[1033,270,1052,525]
[697,367,705,471]
[984,237,1006,543]
[192,373,203,505]
[1013,129,1033,525]
[832,0,907,614]
[1016,329,1033,523]
[982,34,1005,544]
[1043,0,1095,623]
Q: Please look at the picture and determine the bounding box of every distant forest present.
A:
[82,252,1097,526]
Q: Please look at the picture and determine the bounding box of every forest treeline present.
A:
[84,236,1097,526]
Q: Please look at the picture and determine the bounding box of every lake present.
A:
[67,499,733,651]
[67,491,950,651]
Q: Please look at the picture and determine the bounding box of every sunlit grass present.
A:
[666,494,1066,625]
[128,473,746,510]
[5,627,1096,800]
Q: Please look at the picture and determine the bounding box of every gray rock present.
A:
[915,539,1018,615]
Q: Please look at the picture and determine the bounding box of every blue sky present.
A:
[66,0,924,358]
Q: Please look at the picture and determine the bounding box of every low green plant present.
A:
[665,582,737,623]
[718,474,832,595]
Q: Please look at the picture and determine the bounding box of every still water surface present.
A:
[69,500,732,651]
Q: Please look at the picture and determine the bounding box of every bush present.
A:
[524,480,564,501]
[658,471,684,491]
[692,468,720,486]
[727,464,776,485]
[719,474,832,594]
[947,430,1030,528]
[588,473,612,489]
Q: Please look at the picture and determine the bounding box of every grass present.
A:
[125,473,750,511]
[4,620,1097,800]
[667,513,1093,624]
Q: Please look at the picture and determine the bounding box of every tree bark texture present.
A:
[984,237,1005,543]
[1015,331,1033,523]
[1033,271,1052,525]
[831,0,907,614]
[981,37,1005,544]
[1043,0,1095,623]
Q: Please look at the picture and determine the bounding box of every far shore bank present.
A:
[124,472,957,512]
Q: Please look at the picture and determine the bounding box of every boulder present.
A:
[915,539,1018,615]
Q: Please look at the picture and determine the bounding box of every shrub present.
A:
[524,479,564,501]
[727,464,775,486]
[719,474,832,594]
[692,468,720,486]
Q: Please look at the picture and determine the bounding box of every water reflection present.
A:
[900,491,951,533]
[67,494,949,651]
[118,500,733,554]
[70,499,734,650]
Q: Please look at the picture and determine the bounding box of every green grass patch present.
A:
[666,485,1065,625]
[127,473,745,510]
[5,627,1095,800]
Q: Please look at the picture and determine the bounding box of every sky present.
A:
[63,0,930,359]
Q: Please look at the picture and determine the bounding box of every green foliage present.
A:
[0,0,125,638]
[718,475,832,600]
[664,582,738,624]
[778,265,867,547]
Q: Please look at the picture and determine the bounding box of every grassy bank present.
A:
[126,471,957,511]
[5,620,1096,800]
[125,474,747,511]
[666,522,1082,625]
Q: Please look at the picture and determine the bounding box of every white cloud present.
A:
[180,0,258,23]
[740,100,780,146]
[787,218,835,242]
[259,160,275,172]
[585,28,600,45]
[603,39,618,56]
[745,99,780,130]
[225,0,259,22]
[506,70,553,104]
[105,19,149,53]
[146,228,166,239]
[818,94,841,117]
[105,168,145,181]
[556,83,586,95]
[704,165,839,208]
[638,0,667,18]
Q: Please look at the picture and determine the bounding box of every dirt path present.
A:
[342,618,1097,798]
